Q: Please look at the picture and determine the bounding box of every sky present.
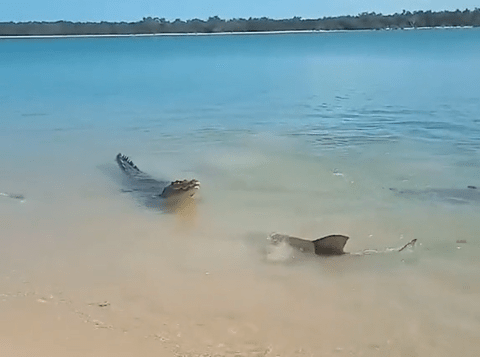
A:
[0,0,478,22]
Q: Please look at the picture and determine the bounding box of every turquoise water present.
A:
[1,29,480,145]
[1,29,480,356]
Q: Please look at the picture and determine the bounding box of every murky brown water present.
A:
[1,132,479,357]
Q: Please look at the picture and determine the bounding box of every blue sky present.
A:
[1,0,478,22]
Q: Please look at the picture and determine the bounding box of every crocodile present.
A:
[115,153,200,210]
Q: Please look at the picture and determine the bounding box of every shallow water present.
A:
[1,29,480,356]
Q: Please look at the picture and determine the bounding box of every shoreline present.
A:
[1,9,479,38]
[0,25,476,40]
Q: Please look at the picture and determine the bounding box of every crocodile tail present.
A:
[116,153,142,176]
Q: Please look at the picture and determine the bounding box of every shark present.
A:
[389,186,479,205]
[266,233,417,261]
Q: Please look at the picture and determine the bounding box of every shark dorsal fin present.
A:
[312,235,349,256]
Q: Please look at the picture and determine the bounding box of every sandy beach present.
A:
[1,142,479,357]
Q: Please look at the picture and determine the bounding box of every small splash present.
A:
[266,234,296,262]
[332,168,344,176]
[0,192,26,203]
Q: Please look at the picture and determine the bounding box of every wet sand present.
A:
[1,135,479,356]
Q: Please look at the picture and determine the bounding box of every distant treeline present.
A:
[1,9,480,36]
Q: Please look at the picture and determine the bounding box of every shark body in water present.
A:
[266,233,417,261]
[389,186,479,205]
[115,153,200,210]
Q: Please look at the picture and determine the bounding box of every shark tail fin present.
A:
[398,239,417,252]
[312,235,349,256]
[116,153,143,176]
